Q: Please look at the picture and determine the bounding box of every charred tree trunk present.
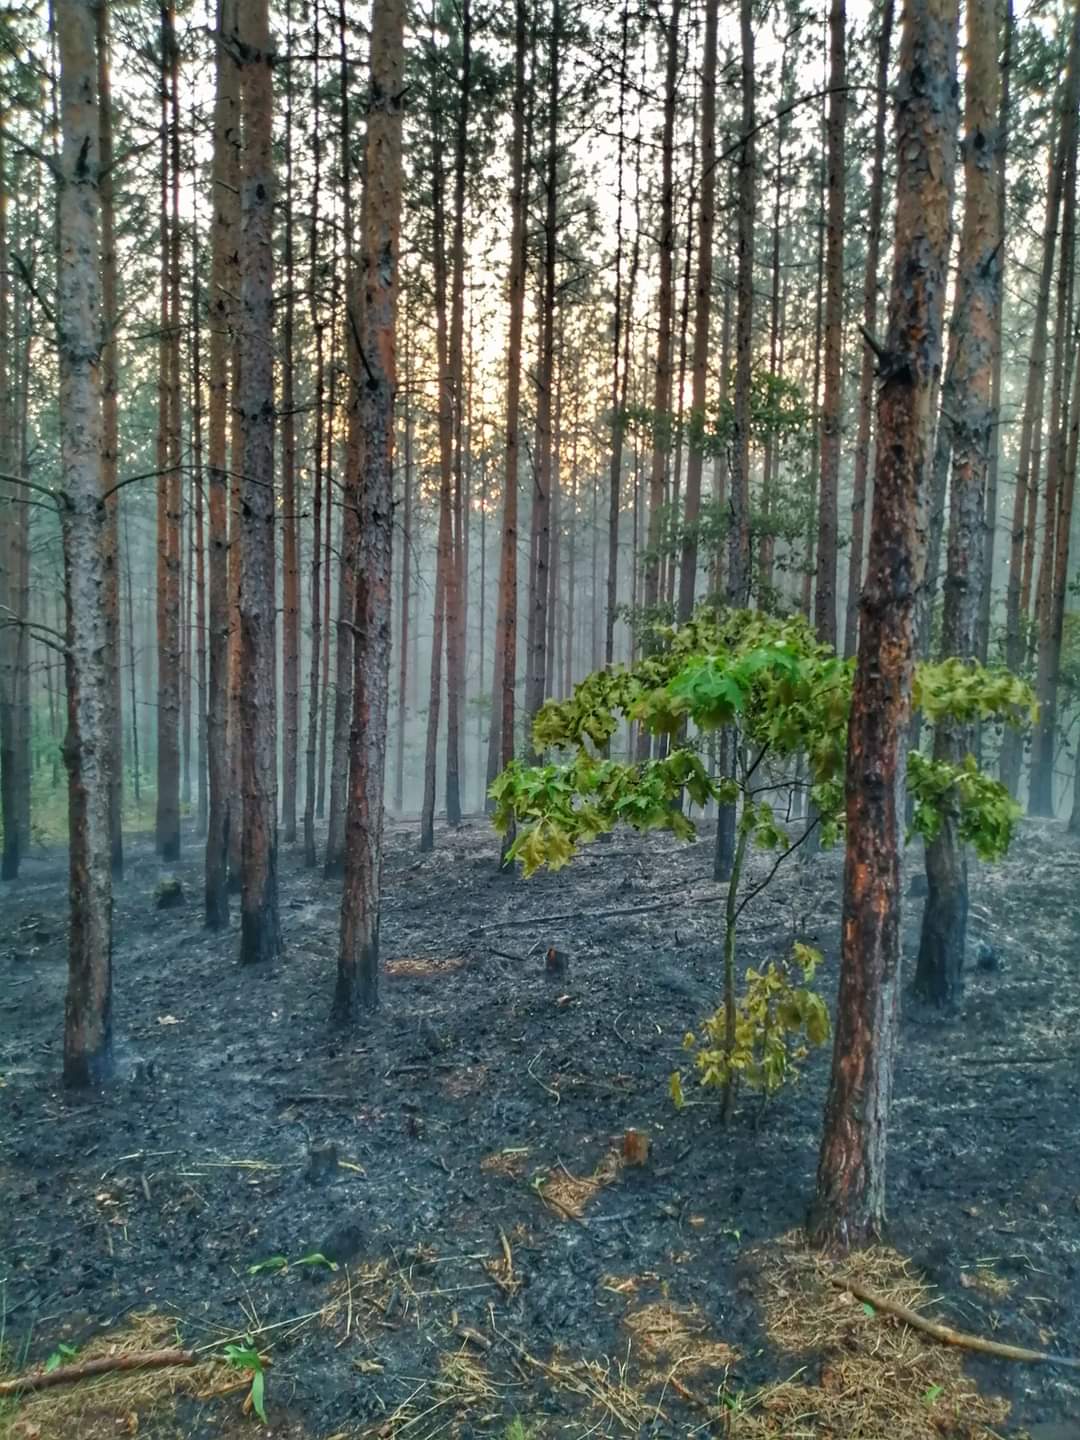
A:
[236,0,281,965]
[811,0,958,1250]
[56,0,113,1087]
[335,0,405,1021]
[813,0,846,649]
[915,0,1002,1009]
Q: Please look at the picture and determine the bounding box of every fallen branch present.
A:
[835,1279,1080,1369]
[952,1054,1061,1066]
[0,1348,196,1397]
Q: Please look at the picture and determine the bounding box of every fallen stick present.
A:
[0,1348,196,1397]
[835,1279,1080,1369]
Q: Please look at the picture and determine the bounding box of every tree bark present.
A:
[335,0,406,1022]
[204,0,238,930]
[303,8,325,869]
[814,0,847,649]
[444,0,473,827]
[811,0,958,1250]
[486,0,528,830]
[716,0,755,884]
[236,0,281,965]
[280,7,299,847]
[915,0,1002,1009]
[844,0,895,657]
[155,1,181,864]
[57,0,113,1087]
[524,0,561,735]
[1000,63,1075,793]
[1029,4,1080,816]
[323,8,358,876]
[641,0,680,628]
[0,133,27,884]
[677,0,718,624]
[96,0,122,877]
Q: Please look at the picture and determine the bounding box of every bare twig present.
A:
[0,1348,195,1397]
[835,1278,1080,1369]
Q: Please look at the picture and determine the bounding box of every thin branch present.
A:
[833,1278,1080,1370]
[734,815,822,922]
[0,470,61,505]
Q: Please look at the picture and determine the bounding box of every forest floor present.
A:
[2,813,1080,1440]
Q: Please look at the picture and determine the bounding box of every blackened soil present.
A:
[2,816,1079,1438]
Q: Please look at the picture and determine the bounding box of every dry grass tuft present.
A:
[0,1311,237,1440]
[385,954,467,978]
[726,1232,1012,1439]
[539,1152,622,1220]
[624,1300,737,1382]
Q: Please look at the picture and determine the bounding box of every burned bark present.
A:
[811,0,958,1249]
[335,0,406,1022]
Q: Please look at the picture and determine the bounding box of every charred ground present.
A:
[1,818,1079,1439]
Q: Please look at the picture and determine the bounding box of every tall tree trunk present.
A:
[280,7,299,846]
[915,0,1002,1008]
[236,0,281,965]
[335,0,405,1021]
[486,0,528,828]
[844,0,895,657]
[1029,5,1080,816]
[1000,80,1073,792]
[324,4,358,875]
[96,0,122,877]
[204,0,238,929]
[444,0,473,827]
[192,204,208,837]
[642,0,680,627]
[56,0,113,1087]
[303,7,325,869]
[813,0,846,649]
[677,0,718,624]
[0,134,26,884]
[603,0,630,660]
[394,308,413,814]
[524,0,561,735]
[155,2,181,863]
[977,0,1011,671]
[757,47,789,604]
[420,88,454,851]
[811,0,958,1250]
[716,0,755,884]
